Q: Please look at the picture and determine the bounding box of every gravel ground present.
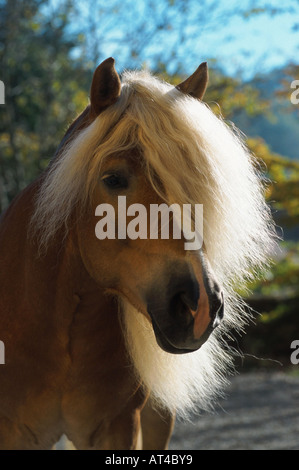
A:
[169,371,299,450]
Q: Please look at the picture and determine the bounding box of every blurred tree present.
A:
[276,63,299,116]
[1,0,298,212]
[237,138,299,368]
[0,0,90,211]
[71,0,299,76]
[247,138,299,228]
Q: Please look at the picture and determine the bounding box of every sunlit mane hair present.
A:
[31,69,276,415]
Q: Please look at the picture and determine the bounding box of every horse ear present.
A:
[176,62,208,100]
[90,57,121,116]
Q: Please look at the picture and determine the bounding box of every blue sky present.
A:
[197,2,299,79]
[48,0,299,79]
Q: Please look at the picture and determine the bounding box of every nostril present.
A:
[180,291,198,312]
[169,293,194,327]
[166,270,199,318]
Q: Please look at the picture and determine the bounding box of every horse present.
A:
[0,58,275,450]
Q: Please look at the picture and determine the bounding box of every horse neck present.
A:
[0,180,105,316]
[0,181,128,403]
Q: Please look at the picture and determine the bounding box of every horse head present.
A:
[75,58,224,354]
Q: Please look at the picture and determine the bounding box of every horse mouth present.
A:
[149,310,214,355]
[145,261,224,355]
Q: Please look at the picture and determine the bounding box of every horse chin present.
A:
[150,314,213,355]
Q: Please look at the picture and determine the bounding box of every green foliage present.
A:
[206,69,271,119]
[233,68,299,162]
[276,63,299,117]
[0,0,90,211]
[247,138,299,226]
[239,135,299,329]
[247,241,299,297]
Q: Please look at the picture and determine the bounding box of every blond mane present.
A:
[31,70,276,415]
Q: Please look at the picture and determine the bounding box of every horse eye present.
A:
[102,173,128,190]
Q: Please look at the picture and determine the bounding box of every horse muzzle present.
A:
[146,262,224,354]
